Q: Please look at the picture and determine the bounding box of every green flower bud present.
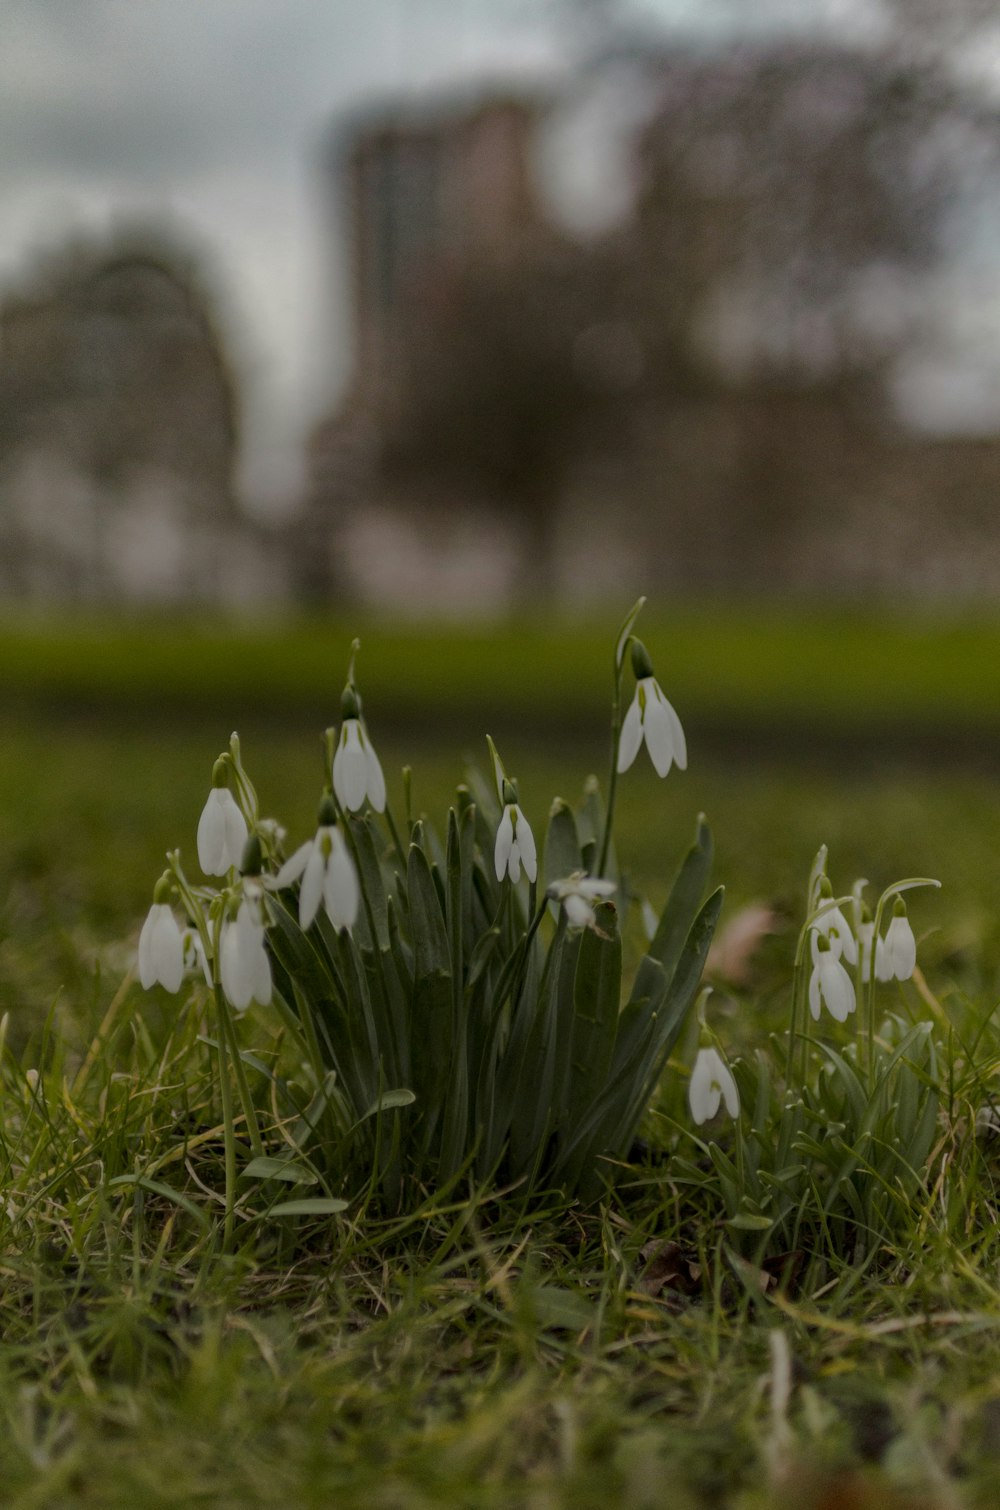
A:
[211,755,229,789]
[630,638,655,680]
[341,684,361,721]
[153,873,174,905]
[318,792,337,828]
[892,896,907,918]
[240,833,263,877]
[502,778,519,808]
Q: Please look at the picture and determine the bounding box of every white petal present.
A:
[579,878,617,900]
[642,682,675,778]
[363,732,386,813]
[138,906,159,989]
[221,792,249,870]
[513,807,537,883]
[874,934,889,982]
[718,1061,740,1118]
[564,894,595,928]
[616,691,643,773]
[220,921,254,1010]
[688,1050,713,1124]
[495,808,514,881]
[884,916,916,980]
[661,692,687,772]
[324,837,359,930]
[508,838,522,884]
[821,956,855,1022]
[298,844,326,929]
[274,840,313,891]
[252,941,272,1006]
[808,965,822,1021]
[333,722,367,811]
[151,907,184,993]
[197,791,226,874]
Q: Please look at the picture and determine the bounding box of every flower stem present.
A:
[213,984,237,1252]
[596,660,626,880]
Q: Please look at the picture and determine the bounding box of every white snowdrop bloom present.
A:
[858,920,887,984]
[808,932,856,1022]
[273,825,359,931]
[813,896,858,966]
[197,786,249,876]
[494,802,537,884]
[548,873,616,929]
[138,903,184,992]
[332,718,386,813]
[220,896,272,1011]
[880,905,917,981]
[617,677,687,777]
[641,898,659,942]
[689,1045,740,1125]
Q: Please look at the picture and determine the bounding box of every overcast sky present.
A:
[0,0,983,512]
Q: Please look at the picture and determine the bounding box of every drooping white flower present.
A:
[273,824,359,931]
[808,931,856,1022]
[220,894,272,1011]
[138,903,184,992]
[858,920,887,984]
[332,718,386,813]
[811,879,858,967]
[197,786,249,876]
[548,873,616,929]
[494,802,537,884]
[617,677,687,778]
[689,1045,740,1125]
[880,902,916,981]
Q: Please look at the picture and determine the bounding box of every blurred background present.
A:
[7,0,1000,610]
[2,0,1000,1029]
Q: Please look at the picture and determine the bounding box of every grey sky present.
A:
[1,0,994,510]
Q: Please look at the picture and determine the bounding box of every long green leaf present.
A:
[648,814,713,986]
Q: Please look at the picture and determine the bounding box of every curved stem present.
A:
[213,984,237,1251]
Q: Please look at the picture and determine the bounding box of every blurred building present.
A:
[0,235,283,605]
[305,41,1000,606]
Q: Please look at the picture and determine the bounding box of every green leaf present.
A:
[524,1285,596,1332]
[242,1156,318,1186]
[648,814,713,986]
[566,901,622,1127]
[358,1088,416,1122]
[108,1175,209,1229]
[543,799,582,898]
[407,840,452,977]
[268,1197,349,1218]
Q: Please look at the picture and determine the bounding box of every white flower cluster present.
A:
[808,894,918,1024]
[137,690,388,1013]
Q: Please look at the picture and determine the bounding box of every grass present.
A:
[1,609,999,1505]
[1,603,1000,733]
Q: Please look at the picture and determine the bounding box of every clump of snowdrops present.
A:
[138,599,722,1234]
[678,845,942,1272]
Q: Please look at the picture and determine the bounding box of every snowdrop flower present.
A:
[858,911,887,984]
[548,873,616,929]
[880,898,916,981]
[689,1045,740,1125]
[617,639,686,778]
[273,810,359,931]
[138,886,184,992]
[220,891,272,1011]
[494,782,537,884]
[332,686,386,813]
[197,762,249,876]
[813,879,857,965]
[808,931,856,1022]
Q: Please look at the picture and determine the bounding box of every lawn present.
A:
[0,611,999,1507]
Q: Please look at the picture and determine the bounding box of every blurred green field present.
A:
[1,604,999,734]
